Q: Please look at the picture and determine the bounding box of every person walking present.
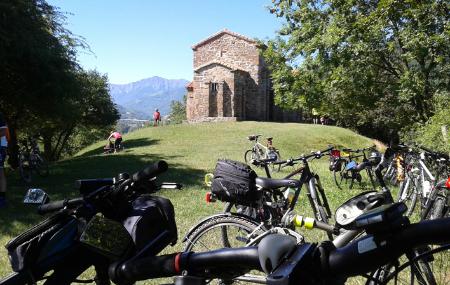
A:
[0,112,8,208]
[153,108,161,127]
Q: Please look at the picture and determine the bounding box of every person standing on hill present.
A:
[0,112,8,208]
[153,108,161,127]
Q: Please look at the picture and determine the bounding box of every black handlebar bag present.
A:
[5,214,74,272]
[122,195,177,255]
[211,159,260,206]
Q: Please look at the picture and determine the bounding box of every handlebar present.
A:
[37,197,84,215]
[37,161,169,215]
[110,218,450,283]
[131,160,168,183]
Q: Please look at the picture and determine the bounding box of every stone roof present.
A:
[192,29,257,50]
[194,60,243,72]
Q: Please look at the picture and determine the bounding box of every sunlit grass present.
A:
[1,121,384,284]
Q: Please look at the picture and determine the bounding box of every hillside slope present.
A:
[0,122,375,281]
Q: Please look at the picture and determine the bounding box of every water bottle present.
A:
[284,187,296,204]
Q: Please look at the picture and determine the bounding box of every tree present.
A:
[0,0,118,161]
[169,94,187,124]
[265,0,449,141]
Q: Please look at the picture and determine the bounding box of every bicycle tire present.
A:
[183,215,267,284]
[376,245,449,285]
[244,149,258,164]
[429,196,447,220]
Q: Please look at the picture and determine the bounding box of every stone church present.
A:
[186,29,298,122]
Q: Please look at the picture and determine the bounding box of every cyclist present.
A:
[106,131,123,153]
[0,112,8,208]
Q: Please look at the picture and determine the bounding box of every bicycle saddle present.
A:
[255,177,300,189]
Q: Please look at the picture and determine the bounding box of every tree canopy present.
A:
[264,0,449,144]
[0,0,119,161]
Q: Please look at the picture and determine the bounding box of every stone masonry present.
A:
[186,29,274,122]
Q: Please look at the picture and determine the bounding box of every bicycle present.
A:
[109,202,450,285]
[244,135,282,172]
[17,137,49,183]
[330,146,379,190]
[183,147,440,284]
[394,145,449,218]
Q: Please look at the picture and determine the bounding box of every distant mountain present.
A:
[109,76,189,119]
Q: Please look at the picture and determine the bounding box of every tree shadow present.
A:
[80,138,160,157]
[0,153,204,238]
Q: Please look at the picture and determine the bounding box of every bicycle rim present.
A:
[380,245,449,285]
[184,216,266,284]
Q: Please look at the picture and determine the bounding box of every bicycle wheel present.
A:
[398,179,418,217]
[428,194,448,220]
[184,215,267,284]
[377,245,449,285]
[244,149,258,164]
[35,155,49,177]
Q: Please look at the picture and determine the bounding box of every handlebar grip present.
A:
[132,161,168,183]
[110,253,179,284]
[37,198,84,215]
[315,220,337,234]
[37,200,66,215]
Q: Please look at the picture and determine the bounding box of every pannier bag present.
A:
[123,195,178,254]
[211,159,260,206]
[6,214,75,272]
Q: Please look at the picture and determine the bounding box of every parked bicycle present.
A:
[183,147,440,284]
[17,137,49,183]
[0,161,178,285]
[244,135,282,172]
[109,202,450,285]
[329,146,379,190]
[389,144,448,219]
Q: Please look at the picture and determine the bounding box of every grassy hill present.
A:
[0,121,377,282]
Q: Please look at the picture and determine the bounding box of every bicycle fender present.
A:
[182,212,261,243]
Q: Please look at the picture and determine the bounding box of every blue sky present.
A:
[47,0,283,84]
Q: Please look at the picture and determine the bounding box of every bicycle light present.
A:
[205,192,216,203]
[446,177,450,190]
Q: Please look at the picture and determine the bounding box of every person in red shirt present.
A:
[153,108,161,127]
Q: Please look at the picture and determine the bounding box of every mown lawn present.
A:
[0,121,379,284]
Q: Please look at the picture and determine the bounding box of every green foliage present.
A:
[264,0,450,141]
[168,94,187,124]
[0,0,118,160]
[403,91,450,153]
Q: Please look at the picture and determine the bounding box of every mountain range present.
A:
[109,76,189,120]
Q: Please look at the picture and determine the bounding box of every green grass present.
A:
[0,121,378,283]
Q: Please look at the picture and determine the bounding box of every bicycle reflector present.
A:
[205,192,216,203]
[331,149,340,158]
[446,177,450,190]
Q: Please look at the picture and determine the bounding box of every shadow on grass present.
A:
[0,152,204,237]
[80,138,160,157]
